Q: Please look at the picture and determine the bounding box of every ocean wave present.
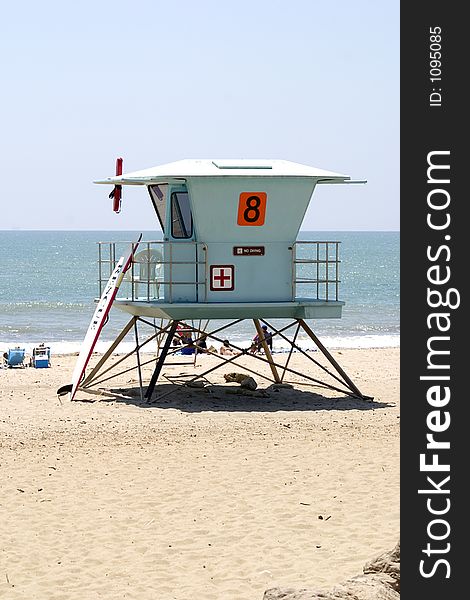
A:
[0,301,90,311]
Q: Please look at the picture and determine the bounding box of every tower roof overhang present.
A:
[94,159,365,186]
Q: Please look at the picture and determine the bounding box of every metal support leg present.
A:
[298,319,368,399]
[145,320,179,400]
[134,319,144,402]
[279,321,301,382]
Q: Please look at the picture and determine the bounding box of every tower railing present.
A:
[293,241,341,302]
[97,240,341,303]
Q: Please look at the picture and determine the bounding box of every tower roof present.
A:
[95,159,354,186]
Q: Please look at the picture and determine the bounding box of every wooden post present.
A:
[81,317,136,387]
[253,319,281,383]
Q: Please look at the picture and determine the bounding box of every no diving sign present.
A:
[233,246,265,256]
[210,265,235,291]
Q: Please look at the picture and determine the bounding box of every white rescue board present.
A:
[57,235,141,400]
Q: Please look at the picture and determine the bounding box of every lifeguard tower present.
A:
[76,159,369,401]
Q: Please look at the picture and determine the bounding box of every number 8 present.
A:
[243,195,261,222]
[237,192,267,226]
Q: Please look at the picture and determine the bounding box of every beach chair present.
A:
[6,347,26,368]
[124,248,163,299]
[31,345,51,368]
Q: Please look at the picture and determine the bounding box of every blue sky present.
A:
[0,0,399,231]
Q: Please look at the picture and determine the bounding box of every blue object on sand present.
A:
[180,346,195,355]
[7,347,26,367]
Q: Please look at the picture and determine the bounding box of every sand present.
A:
[0,347,399,600]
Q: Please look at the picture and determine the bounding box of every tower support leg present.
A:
[298,318,368,399]
[144,320,179,400]
[81,317,137,388]
[72,316,371,402]
[253,319,281,383]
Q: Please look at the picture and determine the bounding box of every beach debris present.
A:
[270,383,294,390]
[186,380,206,388]
[228,388,270,398]
[258,570,273,578]
[223,372,257,390]
[263,541,400,599]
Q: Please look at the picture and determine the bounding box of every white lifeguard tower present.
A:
[77,158,369,401]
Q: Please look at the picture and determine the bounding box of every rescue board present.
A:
[57,235,142,400]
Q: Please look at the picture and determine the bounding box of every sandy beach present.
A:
[0,347,399,600]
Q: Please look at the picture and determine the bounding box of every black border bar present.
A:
[401,3,466,597]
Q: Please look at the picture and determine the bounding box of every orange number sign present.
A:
[237,192,267,226]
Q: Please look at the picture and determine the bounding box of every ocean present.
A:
[0,231,399,355]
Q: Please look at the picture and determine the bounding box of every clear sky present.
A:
[1,0,399,231]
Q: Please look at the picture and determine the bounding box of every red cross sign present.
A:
[210,265,235,291]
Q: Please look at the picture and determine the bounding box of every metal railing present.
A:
[98,240,207,301]
[97,240,341,302]
[293,241,340,302]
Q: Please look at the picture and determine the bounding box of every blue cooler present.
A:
[32,346,51,368]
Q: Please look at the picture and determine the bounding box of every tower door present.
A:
[165,187,197,302]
